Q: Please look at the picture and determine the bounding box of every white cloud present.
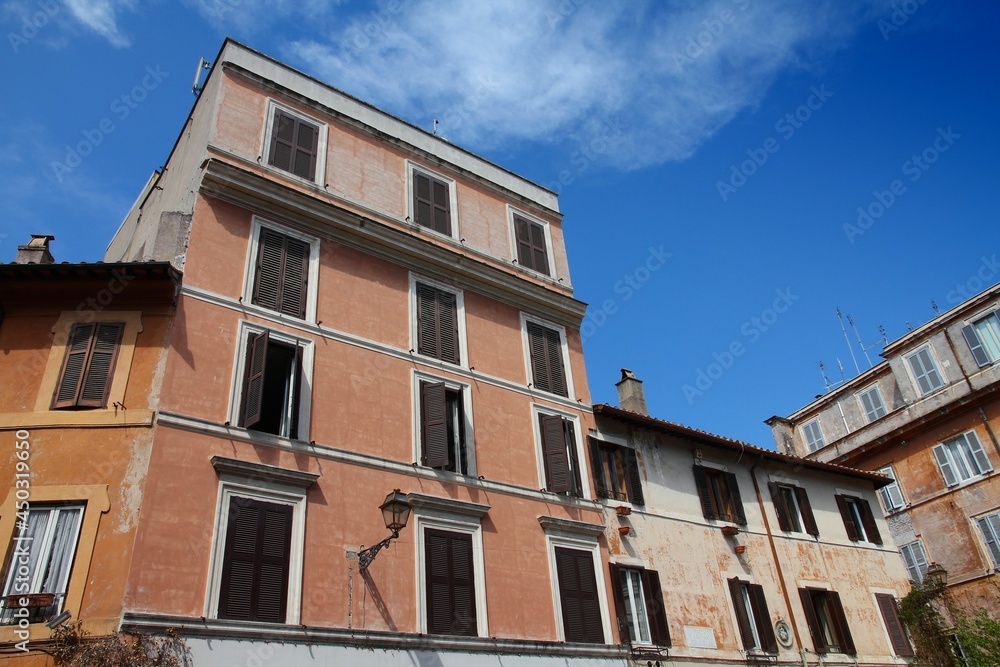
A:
[64,0,134,47]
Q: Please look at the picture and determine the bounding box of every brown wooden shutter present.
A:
[642,570,670,647]
[268,110,318,181]
[555,547,604,644]
[623,448,644,505]
[729,578,755,650]
[413,171,451,235]
[796,486,819,537]
[541,415,571,493]
[828,591,856,655]
[608,564,628,642]
[515,216,533,268]
[292,118,318,181]
[514,215,550,276]
[416,283,439,358]
[240,330,269,429]
[836,495,861,541]
[527,321,566,396]
[421,382,450,468]
[53,323,95,408]
[218,497,291,623]
[693,465,716,520]
[431,178,451,235]
[725,472,747,525]
[281,236,309,319]
[268,110,295,173]
[589,438,609,499]
[253,228,284,312]
[799,588,826,653]
[875,593,913,656]
[425,529,477,636]
[77,322,123,407]
[253,229,309,319]
[438,289,459,364]
[750,584,778,653]
[769,482,792,531]
[859,499,883,544]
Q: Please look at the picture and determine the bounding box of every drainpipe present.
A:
[749,455,809,665]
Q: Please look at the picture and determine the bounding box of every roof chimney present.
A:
[616,368,648,415]
[14,235,55,264]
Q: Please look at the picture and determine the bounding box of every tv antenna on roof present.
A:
[192,57,211,96]
[837,309,888,375]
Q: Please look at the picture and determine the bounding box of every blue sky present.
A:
[2,0,998,447]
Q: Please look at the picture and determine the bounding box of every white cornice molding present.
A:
[211,456,319,489]
[407,493,491,518]
[537,516,606,537]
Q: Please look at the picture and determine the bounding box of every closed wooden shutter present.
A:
[725,472,747,525]
[875,593,913,656]
[527,321,567,396]
[963,324,991,367]
[768,482,791,531]
[799,588,826,653]
[836,495,861,541]
[858,499,883,544]
[514,215,550,276]
[253,228,309,319]
[281,236,310,319]
[750,584,778,653]
[421,382,450,468]
[729,578,755,650]
[642,570,669,646]
[796,486,819,536]
[416,283,460,364]
[53,322,123,408]
[218,497,292,623]
[268,110,318,180]
[425,529,477,636]
[413,171,451,235]
[555,547,604,644]
[828,591,855,655]
[693,465,716,520]
[541,415,571,493]
[623,448,645,506]
[240,330,269,429]
[589,438,608,499]
[53,324,95,408]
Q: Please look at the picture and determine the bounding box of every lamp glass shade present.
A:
[379,489,411,533]
[925,562,948,588]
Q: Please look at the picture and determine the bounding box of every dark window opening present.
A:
[609,565,670,646]
[239,330,303,439]
[728,578,778,653]
[420,381,469,475]
[769,482,819,536]
[799,588,855,655]
[836,495,882,544]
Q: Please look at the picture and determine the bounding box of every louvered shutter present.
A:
[268,110,295,173]
[541,415,571,493]
[253,228,285,312]
[799,589,826,652]
[528,220,549,276]
[693,465,716,520]
[965,432,992,473]
[836,495,861,541]
[431,178,451,235]
[425,529,477,636]
[977,516,1000,566]
[240,330,269,429]
[858,499,883,544]
[796,486,819,537]
[608,565,628,641]
[413,172,451,235]
[642,570,670,647]
[725,472,747,525]
[416,283,439,358]
[292,118,318,181]
[53,323,95,408]
[438,289,459,364]
[555,547,604,644]
[77,323,123,407]
[281,236,309,319]
[963,325,991,367]
[876,593,913,656]
[729,579,755,650]
[528,322,567,396]
[933,444,958,486]
[769,483,791,531]
[750,584,778,653]
[828,591,855,655]
[421,382,450,468]
[515,216,533,268]
[268,110,318,181]
[623,448,645,506]
[589,438,608,499]
[218,497,291,623]
[253,229,309,319]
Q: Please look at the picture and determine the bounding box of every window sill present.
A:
[0,410,155,429]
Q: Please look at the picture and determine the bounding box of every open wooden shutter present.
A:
[828,591,856,655]
[799,588,826,653]
[608,565,628,642]
[555,547,604,644]
[421,382,450,468]
[77,323,123,407]
[642,570,670,646]
[729,579,755,650]
[768,483,791,531]
[876,593,913,657]
[240,330,269,429]
[589,438,608,499]
[693,465,716,520]
[933,444,958,486]
[836,495,861,541]
[963,325,991,367]
[796,487,819,536]
[725,472,747,525]
[425,529,477,636]
[541,415,571,493]
[858,499,883,544]
[623,448,645,506]
[53,323,95,408]
[750,584,778,653]
[965,432,993,473]
[218,497,291,623]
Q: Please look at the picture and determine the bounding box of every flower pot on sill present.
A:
[734,545,747,555]
[721,525,739,536]
[5,592,55,608]
[618,526,631,537]
[615,505,632,517]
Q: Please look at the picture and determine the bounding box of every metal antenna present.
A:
[433,119,439,136]
[837,308,861,375]
[847,314,885,369]
[931,300,940,315]
[192,57,211,96]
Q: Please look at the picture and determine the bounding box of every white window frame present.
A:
[965,310,1000,366]
[408,273,469,368]
[413,507,489,637]
[507,206,555,278]
[899,540,928,584]
[543,531,613,643]
[802,418,826,452]
[411,370,477,476]
[227,320,315,442]
[857,384,888,423]
[520,312,575,400]
[531,404,589,500]
[241,216,321,324]
[261,99,328,186]
[204,471,310,624]
[876,466,905,513]
[407,161,460,241]
[933,430,993,487]
[906,345,945,396]
[974,512,1000,569]
[617,567,653,645]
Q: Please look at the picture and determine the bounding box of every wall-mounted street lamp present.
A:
[357,489,411,571]
[925,562,948,590]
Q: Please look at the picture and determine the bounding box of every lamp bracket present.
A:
[357,531,399,571]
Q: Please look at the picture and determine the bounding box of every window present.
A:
[728,578,777,653]
[858,385,887,423]
[877,466,905,513]
[250,225,313,320]
[539,414,583,497]
[802,419,825,452]
[836,495,883,544]
[513,213,550,276]
[907,346,945,395]
[975,512,1000,568]
[799,588,856,655]
[238,330,306,439]
[963,312,1000,367]
[51,322,123,409]
[609,566,669,646]
[589,438,644,505]
[875,593,914,657]
[418,380,472,475]
[933,431,993,487]
[411,168,453,236]
[693,465,747,525]
[899,540,929,583]
[768,482,818,536]
[415,282,461,364]
[526,319,569,397]
[265,106,322,181]
[425,528,477,636]
[554,546,605,643]
[0,505,83,625]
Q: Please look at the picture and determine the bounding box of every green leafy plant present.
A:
[898,580,955,667]
[50,622,189,667]
[953,610,1000,667]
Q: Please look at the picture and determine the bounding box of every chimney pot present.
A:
[616,368,648,415]
[14,235,55,265]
